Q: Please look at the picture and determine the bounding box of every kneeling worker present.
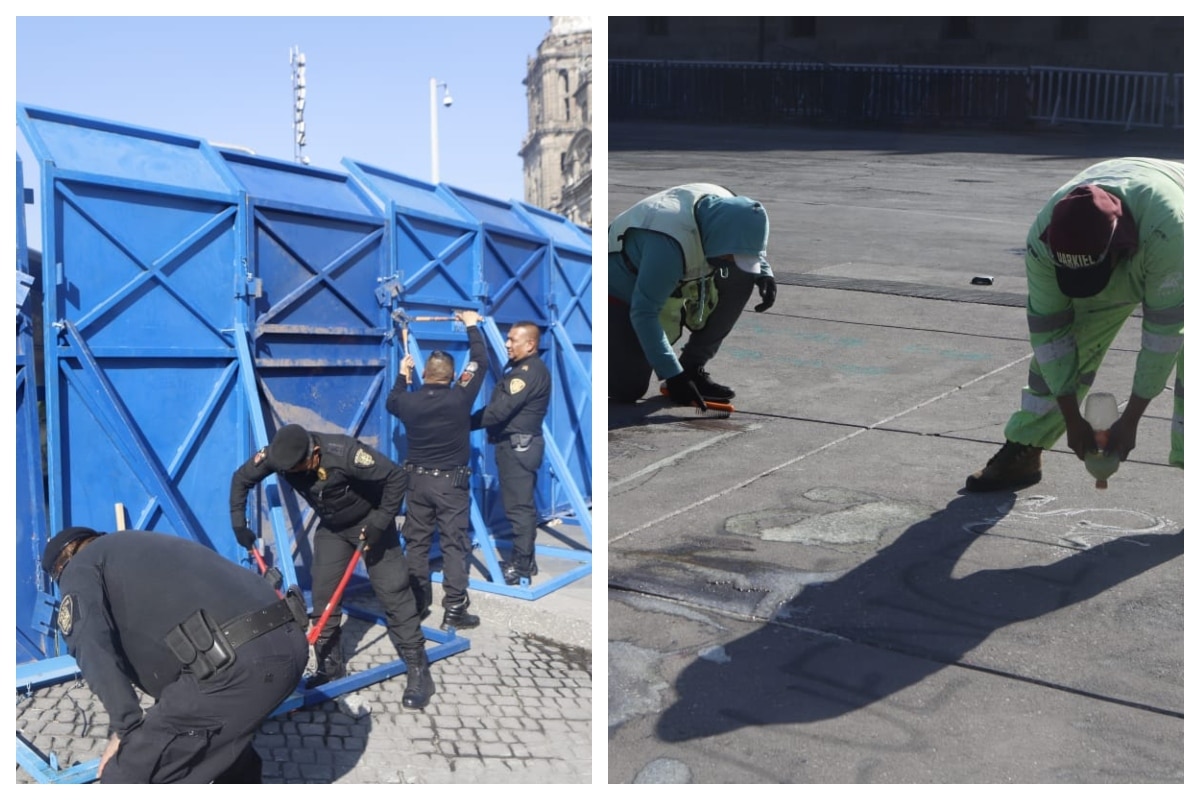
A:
[609,183,775,408]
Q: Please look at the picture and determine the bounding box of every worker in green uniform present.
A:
[966,157,1183,491]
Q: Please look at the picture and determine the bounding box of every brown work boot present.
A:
[965,440,1043,492]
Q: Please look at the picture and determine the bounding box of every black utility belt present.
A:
[405,464,465,477]
[406,463,471,488]
[165,592,306,680]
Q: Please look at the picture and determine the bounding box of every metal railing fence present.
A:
[611,60,1183,131]
[1029,66,1180,129]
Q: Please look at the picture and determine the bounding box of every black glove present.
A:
[359,523,388,551]
[665,372,708,410]
[233,525,257,549]
[754,274,777,312]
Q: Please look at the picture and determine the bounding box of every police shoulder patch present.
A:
[458,362,478,387]
[509,377,526,394]
[353,448,375,467]
[58,594,76,636]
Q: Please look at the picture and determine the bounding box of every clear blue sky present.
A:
[15,15,561,248]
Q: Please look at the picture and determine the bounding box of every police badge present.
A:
[353,448,375,467]
[58,594,75,636]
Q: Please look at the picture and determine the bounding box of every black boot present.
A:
[964,440,1043,492]
[305,626,346,689]
[502,558,539,586]
[440,596,480,630]
[682,364,735,401]
[400,646,436,710]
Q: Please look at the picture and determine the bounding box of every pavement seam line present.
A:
[611,352,1033,543]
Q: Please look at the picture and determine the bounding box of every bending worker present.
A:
[966,157,1183,491]
[42,527,309,783]
[229,424,435,709]
[386,309,487,630]
[609,183,775,407]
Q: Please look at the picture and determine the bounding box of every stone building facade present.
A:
[520,16,592,228]
[609,17,1183,74]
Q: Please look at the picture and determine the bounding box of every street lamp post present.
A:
[430,78,452,183]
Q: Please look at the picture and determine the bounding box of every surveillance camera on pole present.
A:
[430,78,452,182]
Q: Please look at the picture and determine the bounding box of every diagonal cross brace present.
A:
[56,320,206,544]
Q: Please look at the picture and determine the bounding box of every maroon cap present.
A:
[1044,184,1122,298]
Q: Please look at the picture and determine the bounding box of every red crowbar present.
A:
[307,546,363,646]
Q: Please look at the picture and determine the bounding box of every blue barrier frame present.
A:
[15,103,589,781]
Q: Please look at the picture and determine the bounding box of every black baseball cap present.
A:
[266,424,314,471]
[42,526,104,576]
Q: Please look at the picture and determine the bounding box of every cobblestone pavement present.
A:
[17,571,593,784]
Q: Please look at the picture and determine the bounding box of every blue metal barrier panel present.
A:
[18,105,245,563]
[224,150,392,581]
[16,153,52,664]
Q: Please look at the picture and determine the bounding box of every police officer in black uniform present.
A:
[228,424,434,709]
[472,320,552,585]
[42,526,309,783]
[386,309,487,630]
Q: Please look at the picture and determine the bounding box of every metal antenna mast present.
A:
[290,46,309,165]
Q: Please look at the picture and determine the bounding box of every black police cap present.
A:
[42,526,104,575]
[267,424,313,471]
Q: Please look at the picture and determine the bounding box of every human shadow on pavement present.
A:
[654,491,1183,743]
[609,397,745,431]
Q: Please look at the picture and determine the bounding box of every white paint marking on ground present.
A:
[612,353,1033,543]
[610,426,758,491]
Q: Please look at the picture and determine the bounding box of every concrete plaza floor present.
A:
[606,122,1185,783]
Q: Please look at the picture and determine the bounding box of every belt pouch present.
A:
[452,465,472,489]
[165,609,235,680]
[285,586,310,629]
[510,433,533,452]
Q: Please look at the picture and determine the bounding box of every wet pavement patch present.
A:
[725,495,932,545]
[522,633,592,676]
